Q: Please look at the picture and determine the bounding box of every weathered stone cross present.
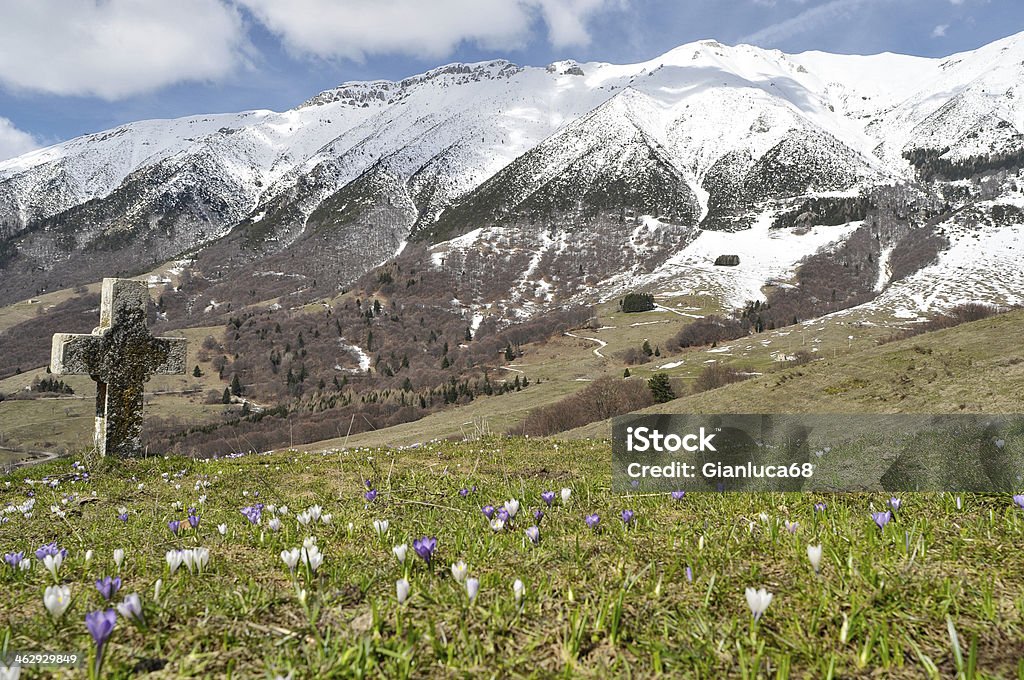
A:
[50,278,187,457]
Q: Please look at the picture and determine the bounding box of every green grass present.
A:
[2,439,1024,678]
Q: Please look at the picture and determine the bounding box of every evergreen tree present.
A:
[221,388,231,404]
[192,365,203,378]
[230,374,243,396]
[647,373,675,403]
[642,340,653,356]
[623,368,631,378]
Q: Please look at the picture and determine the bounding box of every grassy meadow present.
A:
[2,438,1024,678]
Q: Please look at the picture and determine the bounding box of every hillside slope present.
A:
[560,308,1024,440]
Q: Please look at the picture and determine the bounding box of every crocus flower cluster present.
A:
[241,503,263,525]
[166,548,210,576]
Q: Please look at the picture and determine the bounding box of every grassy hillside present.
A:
[563,309,1024,440]
[2,440,1024,678]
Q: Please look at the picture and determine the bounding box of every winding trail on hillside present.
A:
[1,447,61,472]
[564,332,608,358]
[654,304,704,319]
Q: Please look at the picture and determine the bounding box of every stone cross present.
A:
[50,278,187,457]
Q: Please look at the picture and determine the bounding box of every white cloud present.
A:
[0,0,247,99]
[932,24,949,37]
[0,117,41,162]
[740,0,881,46]
[236,0,621,61]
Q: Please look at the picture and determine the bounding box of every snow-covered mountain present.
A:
[1,32,1023,318]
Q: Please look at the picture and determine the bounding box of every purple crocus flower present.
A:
[621,510,635,526]
[168,520,181,536]
[1014,494,1024,510]
[187,515,200,529]
[496,508,510,523]
[95,576,122,601]
[35,542,66,561]
[482,505,496,520]
[871,511,892,530]
[888,497,902,513]
[459,488,470,498]
[4,551,23,568]
[364,479,373,489]
[86,608,117,650]
[526,526,540,545]
[585,513,600,530]
[117,512,129,522]
[671,490,686,501]
[685,566,693,583]
[364,489,378,503]
[814,502,827,513]
[541,491,555,507]
[240,504,263,525]
[412,537,437,564]
[533,508,545,523]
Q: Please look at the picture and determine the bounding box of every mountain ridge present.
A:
[0,32,1022,319]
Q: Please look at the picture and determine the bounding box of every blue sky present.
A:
[0,0,1021,159]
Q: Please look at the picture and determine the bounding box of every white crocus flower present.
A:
[43,553,64,581]
[504,499,520,518]
[513,579,525,606]
[307,505,322,522]
[396,578,410,604]
[560,488,571,504]
[393,544,407,564]
[489,518,505,532]
[745,587,774,620]
[268,518,282,532]
[43,585,72,620]
[217,523,228,536]
[320,514,332,525]
[373,520,390,537]
[807,545,823,574]
[192,548,210,574]
[296,511,312,527]
[166,550,183,576]
[281,548,301,571]
[466,577,480,603]
[303,536,317,550]
[117,592,144,624]
[180,549,196,573]
[84,549,94,565]
[302,545,323,573]
[153,579,163,603]
[113,549,125,570]
[451,561,468,583]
